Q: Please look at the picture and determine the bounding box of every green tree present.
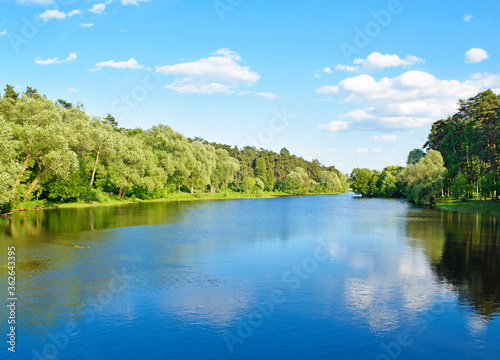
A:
[3,84,19,100]
[0,117,20,207]
[104,113,119,129]
[8,97,79,201]
[350,168,373,197]
[399,150,446,205]
[107,134,166,198]
[57,99,73,109]
[407,148,425,164]
[242,177,256,193]
[211,149,240,192]
[24,86,41,99]
[87,119,118,188]
[287,167,309,194]
[185,142,216,194]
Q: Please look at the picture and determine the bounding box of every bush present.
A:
[84,189,110,203]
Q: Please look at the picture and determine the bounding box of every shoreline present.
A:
[4,191,345,213]
[436,199,500,216]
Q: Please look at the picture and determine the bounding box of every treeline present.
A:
[0,85,348,210]
[350,89,500,205]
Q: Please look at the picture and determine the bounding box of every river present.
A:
[1,193,499,359]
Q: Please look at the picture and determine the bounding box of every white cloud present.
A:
[156,49,260,94]
[89,3,106,14]
[69,87,78,93]
[81,23,94,28]
[315,85,339,95]
[35,52,77,65]
[91,58,143,71]
[17,0,53,4]
[354,148,369,154]
[371,135,397,142]
[318,121,349,132]
[465,48,489,64]
[39,9,81,21]
[238,91,277,99]
[39,10,66,21]
[323,67,333,74]
[336,52,425,73]
[255,92,277,99]
[121,0,150,5]
[335,64,359,72]
[463,13,473,23]
[0,29,6,36]
[371,148,383,153]
[315,70,500,129]
[68,10,82,17]
[342,107,375,120]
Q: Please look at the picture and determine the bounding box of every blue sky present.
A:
[1,0,499,173]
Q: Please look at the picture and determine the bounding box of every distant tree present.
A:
[3,84,19,100]
[242,177,256,193]
[24,86,41,99]
[210,149,240,192]
[407,148,425,165]
[57,99,73,109]
[279,148,290,156]
[350,168,373,197]
[104,113,119,129]
[287,167,309,193]
[254,178,265,193]
[320,171,341,193]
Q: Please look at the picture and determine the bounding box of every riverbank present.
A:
[436,199,500,216]
[6,190,344,213]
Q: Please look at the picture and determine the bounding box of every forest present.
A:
[350,89,500,205]
[0,85,349,211]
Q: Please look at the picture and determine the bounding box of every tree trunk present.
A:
[90,150,100,188]
[210,185,215,193]
[23,167,50,201]
[178,185,181,194]
[190,185,194,194]
[12,155,31,200]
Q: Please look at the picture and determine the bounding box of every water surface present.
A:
[1,194,499,359]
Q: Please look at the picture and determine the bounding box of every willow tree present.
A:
[287,167,309,194]
[320,171,340,193]
[145,124,194,193]
[0,117,20,206]
[7,97,79,201]
[186,142,216,194]
[399,150,446,205]
[210,149,240,192]
[87,118,117,188]
[107,134,166,198]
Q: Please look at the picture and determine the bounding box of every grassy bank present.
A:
[437,198,500,216]
[7,190,342,213]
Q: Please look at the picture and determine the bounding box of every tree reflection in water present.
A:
[408,210,500,318]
